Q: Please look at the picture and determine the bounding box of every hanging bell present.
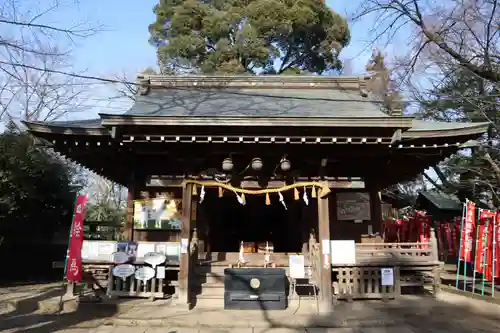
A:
[294,188,299,200]
[311,186,317,198]
[218,186,224,198]
[265,193,271,205]
[192,185,198,196]
[241,192,246,203]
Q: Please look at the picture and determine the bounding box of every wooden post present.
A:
[124,174,135,240]
[369,188,382,235]
[178,183,193,306]
[317,191,333,313]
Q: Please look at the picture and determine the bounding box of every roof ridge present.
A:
[135,73,373,97]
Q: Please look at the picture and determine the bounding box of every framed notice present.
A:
[133,197,182,230]
[336,192,371,221]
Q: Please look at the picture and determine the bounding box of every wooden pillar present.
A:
[317,190,333,313]
[369,188,382,235]
[178,183,193,305]
[124,174,135,241]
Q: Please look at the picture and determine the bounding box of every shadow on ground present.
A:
[0,284,117,333]
[198,295,500,333]
[287,296,500,333]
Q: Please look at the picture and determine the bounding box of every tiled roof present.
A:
[407,119,490,133]
[37,119,103,128]
[418,190,462,211]
[124,88,388,118]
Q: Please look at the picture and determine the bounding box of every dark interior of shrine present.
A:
[202,189,303,253]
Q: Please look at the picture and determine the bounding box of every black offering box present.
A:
[223,268,287,310]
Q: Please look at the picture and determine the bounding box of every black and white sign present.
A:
[381,268,394,286]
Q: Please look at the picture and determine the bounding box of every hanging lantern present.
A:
[294,188,299,200]
[311,186,317,198]
[222,157,233,172]
[265,193,271,205]
[280,158,291,172]
[192,185,198,196]
[218,186,224,198]
[251,158,263,171]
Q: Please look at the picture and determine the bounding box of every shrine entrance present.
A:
[202,189,304,253]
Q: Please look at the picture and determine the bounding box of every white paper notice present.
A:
[180,238,189,254]
[321,239,331,255]
[156,266,166,279]
[381,268,394,286]
[137,242,155,258]
[155,244,167,255]
[98,242,117,256]
[166,244,180,256]
[87,242,100,258]
[289,255,305,279]
[330,240,356,265]
[81,241,89,259]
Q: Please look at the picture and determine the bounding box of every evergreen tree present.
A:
[149,0,350,74]
[0,131,76,245]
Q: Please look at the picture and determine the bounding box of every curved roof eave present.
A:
[402,120,489,139]
[22,119,108,136]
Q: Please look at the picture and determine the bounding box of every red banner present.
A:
[66,195,87,282]
[475,210,495,280]
[460,201,476,262]
[495,212,500,280]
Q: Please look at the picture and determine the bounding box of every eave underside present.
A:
[28,129,482,189]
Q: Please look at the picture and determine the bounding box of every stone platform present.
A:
[2,282,500,333]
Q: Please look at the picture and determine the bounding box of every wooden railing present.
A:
[332,266,398,300]
[355,242,438,265]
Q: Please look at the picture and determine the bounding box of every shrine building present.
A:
[24,74,488,310]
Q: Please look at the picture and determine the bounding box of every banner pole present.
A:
[63,191,80,279]
[493,213,497,297]
[472,208,481,294]
[481,214,489,296]
[456,200,466,290]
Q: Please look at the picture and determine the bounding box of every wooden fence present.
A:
[106,264,179,299]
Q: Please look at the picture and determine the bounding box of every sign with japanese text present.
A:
[495,212,500,279]
[460,201,476,262]
[475,210,495,281]
[66,195,88,282]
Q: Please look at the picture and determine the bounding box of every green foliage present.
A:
[150,0,350,74]
[0,130,76,243]
[419,69,498,122]
[85,201,126,224]
[417,68,500,203]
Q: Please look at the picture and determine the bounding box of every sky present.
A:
[53,0,399,117]
[68,0,378,78]
[9,0,409,120]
